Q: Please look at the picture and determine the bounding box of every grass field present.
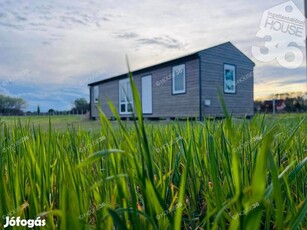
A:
[0,115,102,132]
[0,79,306,229]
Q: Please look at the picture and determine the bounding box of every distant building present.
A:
[264,99,286,112]
[88,42,255,120]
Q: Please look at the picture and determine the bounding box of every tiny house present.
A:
[88,42,255,120]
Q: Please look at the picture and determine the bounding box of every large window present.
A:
[93,86,99,104]
[172,64,186,94]
[224,64,236,94]
[119,79,133,114]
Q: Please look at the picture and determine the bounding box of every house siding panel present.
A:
[142,58,199,118]
[91,58,200,118]
[199,43,254,117]
[91,80,118,118]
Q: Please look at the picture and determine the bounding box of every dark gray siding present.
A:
[140,58,199,118]
[199,42,254,117]
[91,80,120,118]
[91,58,200,118]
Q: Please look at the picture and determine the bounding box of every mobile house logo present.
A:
[252,1,306,69]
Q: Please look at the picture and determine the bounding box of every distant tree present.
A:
[73,98,89,114]
[254,100,263,113]
[48,109,54,115]
[0,95,27,115]
[37,105,40,115]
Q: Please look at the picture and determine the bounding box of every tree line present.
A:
[48,98,89,115]
[254,95,307,113]
[0,95,90,116]
[0,95,27,115]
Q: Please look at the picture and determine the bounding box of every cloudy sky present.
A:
[0,0,306,112]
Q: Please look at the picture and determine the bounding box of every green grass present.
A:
[0,77,306,229]
[0,115,102,131]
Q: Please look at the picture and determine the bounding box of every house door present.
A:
[141,75,152,114]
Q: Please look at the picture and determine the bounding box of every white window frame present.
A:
[119,79,133,114]
[93,86,99,104]
[172,64,186,94]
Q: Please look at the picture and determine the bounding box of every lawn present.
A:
[0,90,306,230]
[0,115,101,131]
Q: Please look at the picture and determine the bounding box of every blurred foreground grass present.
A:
[0,79,306,229]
